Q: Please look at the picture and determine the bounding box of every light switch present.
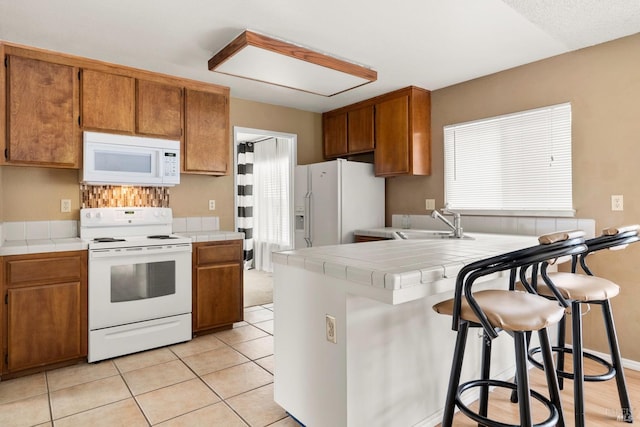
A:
[425,199,435,210]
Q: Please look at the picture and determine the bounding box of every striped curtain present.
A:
[237,142,254,267]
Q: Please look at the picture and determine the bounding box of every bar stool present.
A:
[521,225,640,426]
[433,230,587,427]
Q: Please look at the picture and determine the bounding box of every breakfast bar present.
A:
[272,233,539,427]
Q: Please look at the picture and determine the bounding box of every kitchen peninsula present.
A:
[272,233,539,427]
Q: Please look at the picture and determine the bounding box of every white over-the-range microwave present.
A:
[82,131,180,186]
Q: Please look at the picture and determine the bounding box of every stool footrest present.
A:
[528,346,616,382]
[456,379,559,427]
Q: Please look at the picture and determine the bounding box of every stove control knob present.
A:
[95,212,102,219]
[153,211,160,217]
[85,212,92,219]
[161,211,167,217]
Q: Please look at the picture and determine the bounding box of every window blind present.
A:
[444,103,573,216]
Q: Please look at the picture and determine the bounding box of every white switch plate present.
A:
[208,200,216,211]
[60,199,71,213]
[425,199,435,210]
[611,195,624,211]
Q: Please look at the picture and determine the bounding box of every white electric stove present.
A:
[80,207,193,362]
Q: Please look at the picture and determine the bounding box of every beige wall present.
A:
[0,97,322,231]
[387,33,640,359]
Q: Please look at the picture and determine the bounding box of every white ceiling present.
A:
[1,0,639,113]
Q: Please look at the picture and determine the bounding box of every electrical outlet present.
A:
[208,200,216,211]
[326,314,337,344]
[61,199,71,213]
[425,199,435,210]
[611,195,624,211]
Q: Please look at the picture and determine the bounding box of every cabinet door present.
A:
[375,95,410,176]
[323,113,347,158]
[184,89,229,174]
[347,106,374,154]
[7,282,85,372]
[136,80,183,138]
[6,55,79,167]
[194,263,242,331]
[81,69,135,133]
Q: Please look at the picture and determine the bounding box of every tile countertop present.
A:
[273,233,539,304]
[175,231,245,242]
[0,232,244,256]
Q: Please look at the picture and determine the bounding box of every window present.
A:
[443,103,573,216]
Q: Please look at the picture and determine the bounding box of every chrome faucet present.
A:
[431,205,464,238]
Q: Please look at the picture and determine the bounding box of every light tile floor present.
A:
[0,304,302,427]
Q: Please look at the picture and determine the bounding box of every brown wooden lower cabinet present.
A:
[2,251,88,377]
[193,240,243,333]
[354,235,390,243]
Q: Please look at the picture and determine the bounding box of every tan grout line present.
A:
[44,371,54,425]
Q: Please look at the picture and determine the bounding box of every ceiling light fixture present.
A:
[208,30,377,97]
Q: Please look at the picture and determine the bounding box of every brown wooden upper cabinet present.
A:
[81,69,135,133]
[5,55,80,168]
[374,87,430,177]
[183,89,229,175]
[323,112,347,158]
[136,80,183,138]
[81,72,186,140]
[323,105,374,158]
[322,86,431,177]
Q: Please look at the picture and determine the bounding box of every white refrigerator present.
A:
[294,159,385,248]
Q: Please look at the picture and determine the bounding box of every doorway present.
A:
[234,127,297,307]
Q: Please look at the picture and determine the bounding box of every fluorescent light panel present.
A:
[208,30,377,97]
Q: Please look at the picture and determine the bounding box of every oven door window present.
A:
[111,260,175,303]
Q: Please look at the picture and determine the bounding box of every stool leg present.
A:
[539,327,565,427]
[442,321,469,427]
[510,330,532,404]
[479,330,492,420]
[602,299,633,423]
[557,315,567,390]
[572,301,585,427]
[514,331,533,427]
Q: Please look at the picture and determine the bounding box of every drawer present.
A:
[196,240,242,265]
[6,254,84,286]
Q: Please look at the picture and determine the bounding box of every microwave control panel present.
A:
[163,152,179,177]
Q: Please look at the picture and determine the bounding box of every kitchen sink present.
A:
[394,230,474,240]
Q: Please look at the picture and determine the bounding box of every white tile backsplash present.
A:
[391,214,596,238]
[179,216,220,233]
[201,216,219,231]
[516,218,537,235]
[3,222,26,241]
[186,217,202,232]
[172,217,187,233]
[25,221,50,239]
[50,221,78,239]
[535,218,557,236]
[578,219,596,238]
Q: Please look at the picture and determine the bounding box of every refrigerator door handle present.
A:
[304,191,312,247]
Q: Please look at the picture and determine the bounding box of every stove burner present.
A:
[93,237,126,243]
[147,235,178,240]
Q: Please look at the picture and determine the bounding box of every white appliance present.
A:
[80,207,192,362]
[294,159,384,248]
[82,131,180,186]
